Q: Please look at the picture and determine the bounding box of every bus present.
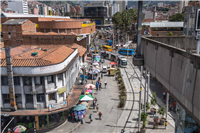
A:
[118,48,135,56]
[103,45,112,52]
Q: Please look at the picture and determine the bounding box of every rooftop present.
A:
[1,45,75,67]
[1,12,70,19]
[71,43,87,57]
[2,19,28,25]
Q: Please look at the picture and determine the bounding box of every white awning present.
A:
[150,22,183,28]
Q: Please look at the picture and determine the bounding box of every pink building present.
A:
[33,7,39,15]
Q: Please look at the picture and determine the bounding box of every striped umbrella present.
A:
[13,125,27,133]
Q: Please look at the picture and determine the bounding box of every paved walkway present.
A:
[117,61,175,133]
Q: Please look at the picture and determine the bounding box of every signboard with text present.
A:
[58,87,66,94]
[49,101,67,111]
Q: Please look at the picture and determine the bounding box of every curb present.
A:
[67,122,81,133]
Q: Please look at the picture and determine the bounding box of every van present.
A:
[102,66,107,73]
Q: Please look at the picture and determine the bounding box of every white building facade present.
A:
[1,49,80,110]
[8,0,28,14]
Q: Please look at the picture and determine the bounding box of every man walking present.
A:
[99,82,102,91]
[104,81,107,89]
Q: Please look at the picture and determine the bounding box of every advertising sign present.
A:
[58,87,66,94]
[49,101,67,111]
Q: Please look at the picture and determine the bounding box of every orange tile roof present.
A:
[71,43,86,57]
[1,45,75,67]
[22,32,78,36]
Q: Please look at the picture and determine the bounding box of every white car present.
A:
[102,66,107,73]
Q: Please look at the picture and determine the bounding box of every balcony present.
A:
[35,85,45,94]
[1,86,9,94]
[24,86,32,94]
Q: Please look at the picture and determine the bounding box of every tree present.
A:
[169,13,184,22]
[158,106,166,118]
[112,12,123,45]
[141,112,148,129]
[151,92,157,106]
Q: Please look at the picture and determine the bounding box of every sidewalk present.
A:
[117,61,175,133]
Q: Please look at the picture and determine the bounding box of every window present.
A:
[23,77,32,85]
[8,32,11,38]
[3,94,10,103]
[26,94,33,103]
[47,76,53,83]
[37,94,45,102]
[59,93,64,98]
[35,76,44,85]
[14,77,20,85]
[1,76,8,85]
[57,73,62,81]
[48,93,55,100]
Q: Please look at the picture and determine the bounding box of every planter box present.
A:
[151,108,156,115]
[141,128,146,133]
[160,118,166,125]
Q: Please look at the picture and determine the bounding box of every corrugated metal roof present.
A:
[2,19,28,25]
[1,12,70,19]
[150,22,183,28]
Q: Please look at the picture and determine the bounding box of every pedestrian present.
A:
[104,81,107,89]
[174,101,177,112]
[98,111,102,120]
[163,91,166,100]
[93,100,96,109]
[153,110,156,117]
[85,79,87,83]
[101,73,103,78]
[98,77,100,81]
[96,104,99,112]
[99,82,102,91]
[89,114,92,123]
[121,129,125,133]
[169,104,172,111]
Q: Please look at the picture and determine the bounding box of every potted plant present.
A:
[158,106,166,125]
[140,112,148,133]
[150,92,157,115]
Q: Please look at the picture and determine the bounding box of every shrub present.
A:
[151,92,157,106]
[141,112,148,129]
[146,102,150,111]
[158,106,166,118]
[120,90,126,96]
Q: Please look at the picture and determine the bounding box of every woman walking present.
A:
[96,104,99,112]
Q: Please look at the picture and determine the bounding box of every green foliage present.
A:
[151,92,157,106]
[119,96,126,107]
[120,90,126,96]
[158,106,166,117]
[112,12,123,30]
[146,102,150,111]
[169,32,173,35]
[141,112,148,128]
[169,13,184,22]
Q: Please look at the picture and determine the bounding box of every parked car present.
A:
[102,66,107,73]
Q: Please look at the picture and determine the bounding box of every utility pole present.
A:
[147,70,150,103]
[136,1,143,56]
[138,66,143,133]
[165,93,169,129]
[144,70,147,113]
[83,65,86,94]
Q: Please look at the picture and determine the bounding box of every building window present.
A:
[26,94,33,103]
[37,94,45,102]
[14,77,20,85]
[57,73,62,81]
[23,77,32,85]
[48,93,55,101]
[59,93,64,98]
[3,94,10,103]
[8,32,11,38]
[1,76,8,85]
[47,76,53,83]
[35,76,44,85]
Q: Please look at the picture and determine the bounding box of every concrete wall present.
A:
[141,36,200,124]
[147,36,197,51]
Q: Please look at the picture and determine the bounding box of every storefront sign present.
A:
[49,101,67,111]
[58,87,66,94]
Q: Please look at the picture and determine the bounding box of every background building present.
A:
[65,3,70,13]
[158,2,164,7]
[8,0,28,14]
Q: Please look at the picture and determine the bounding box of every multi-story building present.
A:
[110,3,119,17]
[75,5,82,14]
[70,6,76,14]
[65,3,70,12]
[158,2,164,7]
[8,0,28,14]
[115,0,126,12]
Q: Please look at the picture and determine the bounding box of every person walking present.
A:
[96,81,99,94]
[89,114,92,123]
[99,82,102,91]
[104,81,107,89]
[98,111,102,120]
[96,104,99,112]
[101,73,103,79]
[163,90,166,100]
[174,101,177,112]
[93,100,96,109]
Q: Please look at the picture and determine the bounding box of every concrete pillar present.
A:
[147,70,150,103]
[1,91,3,108]
[54,75,59,103]
[20,77,25,109]
[44,76,48,108]
[32,77,37,109]
[166,93,169,125]
[63,73,66,100]
[65,29,67,33]
[71,29,73,33]
[144,70,147,113]
[35,116,39,130]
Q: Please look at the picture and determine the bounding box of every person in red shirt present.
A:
[174,101,177,111]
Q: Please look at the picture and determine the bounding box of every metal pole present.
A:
[197,40,200,54]
[137,1,143,56]
[2,117,14,133]
[92,54,93,84]
[144,70,147,113]
[34,121,36,133]
[138,66,143,133]
[165,93,169,129]
[147,70,150,103]
[83,65,85,94]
